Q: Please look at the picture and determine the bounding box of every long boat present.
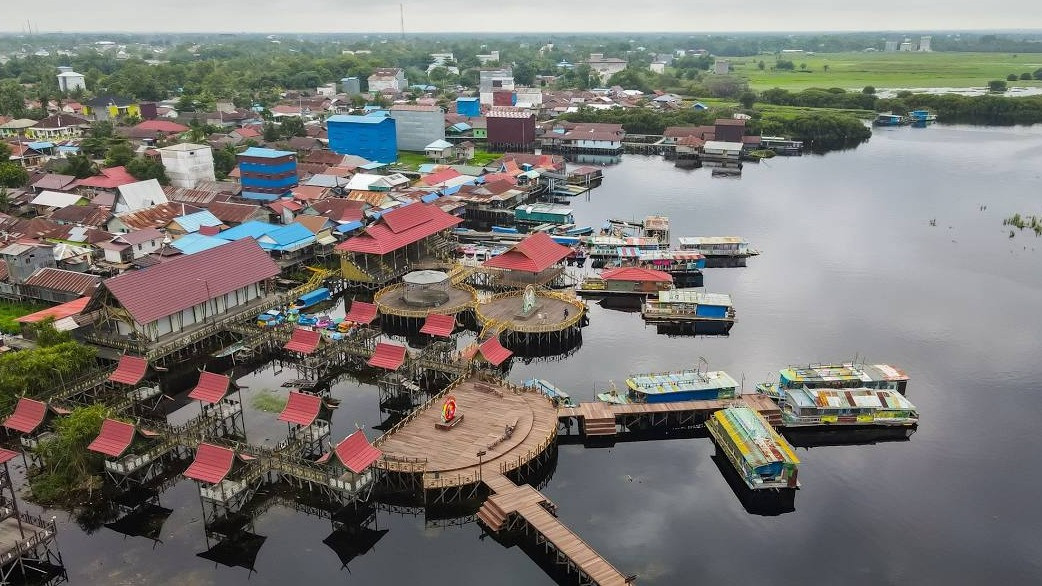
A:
[773,386,918,428]
[641,289,735,332]
[677,236,758,259]
[523,379,576,407]
[707,407,800,490]
[291,287,331,311]
[598,368,738,404]
[756,362,909,399]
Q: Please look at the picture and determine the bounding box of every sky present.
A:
[6,1,1042,33]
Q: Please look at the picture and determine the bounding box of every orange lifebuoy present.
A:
[442,396,457,421]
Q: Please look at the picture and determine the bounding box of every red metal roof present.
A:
[278,391,322,427]
[23,268,100,296]
[188,371,231,404]
[479,336,513,366]
[72,166,137,189]
[0,448,18,465]
[184,443,235,484]
[2,398,47,434]
[284,328,322,354]
[336,203,462,255]
[134,120,189,133]
[600,266,673,283]
[87,419,136,458]
[15,297,90,324]
[344,300,377,325]
[483,232,571,273]
[420,313,456,337]
[368,342,406,370]
[108,355,148,386]
[102,238,280,326]
[333,430,382,474]
[420,168,461,186]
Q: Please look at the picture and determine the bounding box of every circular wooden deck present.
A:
[375,378,558,489]
[374,282,477,319]
[475,290,585,334]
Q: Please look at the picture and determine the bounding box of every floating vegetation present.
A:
[1003,213,1042,237]
[252,389,288,413]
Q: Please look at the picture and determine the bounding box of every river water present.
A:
[33,124,1042,584]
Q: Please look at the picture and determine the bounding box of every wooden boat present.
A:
[323,397,342,409]
[641,289,735,332]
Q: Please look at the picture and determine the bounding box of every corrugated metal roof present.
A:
[278,391,322,427]
[711,407,799,469]
[601,266,673,283]
[217,221,280,241]
[240,147,294,158]
[483,232,571,273]
[188,371,231,404]
[368,342,406,370]
[284,329,321,354]
[677,236,746,246]
[207,201,259,224]
[344,300,377,325]
[102,238,280,325]
[15,296,90,324]
[87,419,136,458]
[655,289,732,307]
[108,355,148,386]
[333,430,382,474]
[258,223,316,252]
[336,203,461,255]
[171,233,229,255]
[420,314,456,338]
[30,191,84,208]
[184,443,235,484]
[2,398,47,434]
[23,268,100,295]
[0,449,18,465]
[171,210,223,233]
[478,336,513,366]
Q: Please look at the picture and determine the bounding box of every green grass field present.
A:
[0,301,47,334]
[731,52,1042,91]
[395,148,501,170]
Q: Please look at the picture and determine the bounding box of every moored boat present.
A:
[291,287,331,311]
[873,112,905,126]
[756,362,909,399]
[677,236,758,259]
[641,289,735,332]
[773,386,918,428]
[598,368,739,404]
[524,379,576,407]
[707,406,800,490]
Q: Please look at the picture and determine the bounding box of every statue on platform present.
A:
[521,285,536,316]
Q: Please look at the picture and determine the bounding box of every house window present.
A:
[137,244,142,250]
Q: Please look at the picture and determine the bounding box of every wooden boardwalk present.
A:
[476,290,585,334]
[478,472,630,586]
[374,282,477,318]
[375,378,559,490]
[559,394,783,436]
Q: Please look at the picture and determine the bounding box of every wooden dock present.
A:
[477,472,631,586]
[559,395,783,437]
[475,290,585,335]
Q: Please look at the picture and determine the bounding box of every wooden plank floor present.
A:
[377,284,475,314]
[479,296,577,330]
[0,517,43,559]
[518,504,629,586]
[377,380,558,487]
[562,395,779,419]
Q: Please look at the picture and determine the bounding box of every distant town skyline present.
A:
[5,1,1042,34]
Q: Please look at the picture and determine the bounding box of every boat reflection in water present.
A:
[711,451,796,517]
[782,426,916,449]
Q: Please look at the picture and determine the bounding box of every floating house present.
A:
[598,369,739,404]
[775,387,919,428]
[641,289,736,331]
[873,113,905,127]
[514,203,573,227]
[707,407,800,490]
[757,362,909,398]
[577,266,673,297]
[677,236,757,259]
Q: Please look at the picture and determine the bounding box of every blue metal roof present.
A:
[449,122,472,132]
[441,184,462,195]
[456,97,479,102]
[173,210,223,233]
[170,233,229,255]
[417,164,438,173]
[258,223,316,251]
[27,141,54,150]
[336,220,364,233]
[240,146,294,158]
[327,114,390,124]
[359,161,387,169]
[421,192,441,203]
[57,146,79,153]
[217,220,280,241]
[239,191,280,202]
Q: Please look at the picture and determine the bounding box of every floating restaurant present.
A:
[598,369,739,404]
[577,266,674,298]
[641,289,736,332]
[757,362,909,399]
[770,387,919,428]
[707,407,800,491]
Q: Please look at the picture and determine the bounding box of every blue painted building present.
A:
[327,112,397,163]
[456,97,480,117]
[237,147,298,202]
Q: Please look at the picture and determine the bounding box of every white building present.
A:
[714,60,731,75]
[650,62,666,74]
[899,41,914,51]
[115,179,169,214]
[586,54,628,80]
[158,143,216,189]
[476,50,500,64]
[884,40,900,52]
[56,67,86,93]
[918,36,932,52]
[315,83,337,97]
[367,68,407,93]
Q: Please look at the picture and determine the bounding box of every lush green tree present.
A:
[757,60,766,70]
[0,336,97,409]
[513,61,535,86]
[89,120,115,139]
[262,122,280,142]
[738,91,757,109]
[104,141,135,168]
[988,80,1008,92]
[126,157,169,184]
[1034,68,1042,80]
[862,86,876,95]
[1006,73,1019,82]
[1021,72,1033,80]
[60,153,98,179]
[0,142,10,160]
[775,59,795,71]
[0,163,29,188]
[0,80,26,117]
[213,145,237,179]
[30,404,112,504]
[0,187,9,213]
[279,116,306,138]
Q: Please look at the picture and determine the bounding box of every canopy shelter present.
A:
[184,443,236,484]
[284,328,322,354]
[368,342,407,371]
[322,430,382,474]
[87,418,137,458]
[420,313,456,338]
[188,371,232,404]
[344,300,378,325]
[109,355,149,386]
[2,398,48,434]
[278,391,322,427]
[478,336,513,366]
[483,231,572,273]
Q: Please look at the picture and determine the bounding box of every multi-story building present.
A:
[327,112,398,163]
[159,143,216,189]
[56,66,86,93]
[237,147,298,202]
[486,108,536,152]
[389,104,445,152]
[367,68,407,93]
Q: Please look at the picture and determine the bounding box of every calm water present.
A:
[30,124,1042,584]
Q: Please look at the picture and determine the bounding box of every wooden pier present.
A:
[477,471,631,586]
[559,395,783,438]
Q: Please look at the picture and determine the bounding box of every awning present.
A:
[188,371,231,404]
[2,398,47,434]
[87,419,136,458]
[420,314,455,338]
[184,443,235,484]
[278,391,322,427]
[109,355,148,386]
[368,342,406,371]
[479,336,513,366]
[0,448,19,465]
[317,234,337,245]
[284,328,321,354]
[333,430,382,474]
[336,220,363,233]
[344,300,377,325]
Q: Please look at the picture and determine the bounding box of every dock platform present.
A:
[559,395,782,437]
[475,290,585,335]
[374,282,477,319]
